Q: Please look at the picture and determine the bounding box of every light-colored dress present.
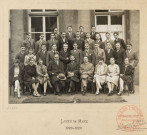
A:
[36,64,50,84]
[24,54,36,66]
[94,63,107,84]
[106,64,120,86]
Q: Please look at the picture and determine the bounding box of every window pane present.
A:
[45,10,57,12]
[95,10,109,12]
[31,33,41,42]
[96,16,108,25]
[46,33,51,41]
[111,15,122,25]
[45,17,57,32]
[31,17,43,32]
[31,9,43,12]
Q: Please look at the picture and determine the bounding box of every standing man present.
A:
[90,26,97,41]
[113,32,126,50]
[46,44,59,67]
[85,32,95,50]
[36,44,48,66]
[80,56,94,95]
[23,32,35,52]
[125,43,139,68]
[105,42,114,65]
[53,28,60,40]
[66,26,76,50]
[46,32,59,51]
[79,26,86,40]
[95,33,105,49]
[82,43,95,65]
[104,32,115,50]
[114,42,126,73]
[58,31,69,51]
[59,44,70,71]
[48,54,66,96]
[35,33,46,54]
[15,44,27,66]
[72,31,85,51]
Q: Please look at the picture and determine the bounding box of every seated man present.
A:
[118,58,134,96]
[59,43,70,71]
[94,57,107,95]
[36,58,52,96]
[48,54,66,96]
[46,44,59,67]
[106,57,120,96]
[80,56,94,95]
[67,55,80,94]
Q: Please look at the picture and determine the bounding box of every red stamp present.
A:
[116,105,144,132]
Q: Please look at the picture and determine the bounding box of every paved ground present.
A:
[9,85,139,104]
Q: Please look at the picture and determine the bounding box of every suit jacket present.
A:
[70,49,82,64]
[46,50,59,67]
[114,38,126,50]
[85,38,95,50]
[80,32,86,40]
[54,34,61,40]
[105,49,114,65]
[67,62,79,82]
[35,40,46,54]
[48,60,65,84]
[121,64,134,75]
[95,40,105,50]
[72,38,85,51]
[104,39,115,50]
[59,50,70,64]
[125,50,139,68]
[36,50,48,66]
[93,48,106,65]
[23,38,35,51]
[82,50,95,65]
[80,62,94,78]
[15,52,27,64]
[90,32,96,41]
[66,32,76,50]
[114,49,126,72]
[58,37,69,51]
[46,39,59,51]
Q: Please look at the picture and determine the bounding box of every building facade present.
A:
[9,9,139,84]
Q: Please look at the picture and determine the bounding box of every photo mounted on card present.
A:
[9,9,139,104]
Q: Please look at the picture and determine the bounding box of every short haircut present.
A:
[91,26,96,28]
[76,31,80,33]
[63,43,68,47]
[115,42,121,45]
[73,42,78,45]
[61,31,66,34]
[26,32,31,35]
[79,26,84,29]
[127,43,132,46]
[110,57,115,61]
[113,32,119,35]
[14,59,20,64]
[67,26,72,29]
[38,58,43,62]
[41,44,46,46]
[85,43,89,46]
[106,32,110,35]
[106,42,111,44]
[86,32,90,35]
[21,44,25,48]
[52,44,57,47]
[50,32,55,35]
[40,33,44,36]
[99,57,104,61]
[54,28,57,30]
[54,53,59,57]
[84,56,88,59]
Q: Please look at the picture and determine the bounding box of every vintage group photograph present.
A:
[9,9,139,103]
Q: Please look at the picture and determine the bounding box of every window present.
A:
[29,9,58,41]
[96,16,108,25]
[111,15,122,25]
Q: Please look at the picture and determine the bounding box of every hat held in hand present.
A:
[57,73,66,80]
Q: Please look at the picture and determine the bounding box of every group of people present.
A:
[9,26,139,98]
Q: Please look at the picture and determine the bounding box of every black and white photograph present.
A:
[9,9,139,104]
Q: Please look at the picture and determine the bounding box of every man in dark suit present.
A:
[46,44,59,67]
[48,54,66,96]
[79,26,86,40]
[53,28,61,40]
[105,42,114,65]
[85,32,95,50]
[72,31,85,51]
[114,42,126,72]
[66,26,76,50]
[35,33,46,54]
[58,31,69,51]
[59,44,70,71]
[23,32,35,52]
[15,44,27,65]
[95,33,105,49]
[113,32,126,50]
[104,32,115,50]
[36,44,48,66]
[90,26,97,41]
[46,32,59,51]
[82,43,95,65]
